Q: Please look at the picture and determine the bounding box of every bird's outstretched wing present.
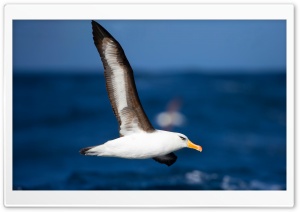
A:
[91,20,155,137]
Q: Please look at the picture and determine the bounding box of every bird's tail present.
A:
[79,145,97,156]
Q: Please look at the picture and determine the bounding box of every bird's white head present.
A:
[174,132,203,152]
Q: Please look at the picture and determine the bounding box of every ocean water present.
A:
[13,71,286,190]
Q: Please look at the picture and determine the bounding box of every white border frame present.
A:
[3,4,294,207]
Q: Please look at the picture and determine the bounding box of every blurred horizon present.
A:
[13,67,286,75]
[13,20,286,74]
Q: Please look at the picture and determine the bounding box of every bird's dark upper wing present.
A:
[91,20,155,136]
[153,153,177,166]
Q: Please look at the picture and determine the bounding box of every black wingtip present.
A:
[91,20,100,29]
[91,20,99,26]
[91,20,114,41]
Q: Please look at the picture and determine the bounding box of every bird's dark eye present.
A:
[179,136,186,140]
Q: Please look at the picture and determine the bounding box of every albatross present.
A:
[80,20,202,166]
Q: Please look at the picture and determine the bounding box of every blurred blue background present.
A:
[13,20,286,190]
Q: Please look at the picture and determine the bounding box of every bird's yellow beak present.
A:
[187,140,202,152]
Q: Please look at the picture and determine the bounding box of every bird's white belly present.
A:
[94,132,181,159]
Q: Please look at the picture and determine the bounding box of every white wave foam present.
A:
[184,170,283,190]
[221,175,283,190]
[185,170,218,185]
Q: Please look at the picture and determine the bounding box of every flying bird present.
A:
[80,20,202,166]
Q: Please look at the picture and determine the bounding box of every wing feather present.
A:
[91,20,155,136]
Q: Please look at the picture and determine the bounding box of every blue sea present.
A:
[13,70,286,190]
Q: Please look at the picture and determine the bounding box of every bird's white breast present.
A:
[93,131,184,159]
